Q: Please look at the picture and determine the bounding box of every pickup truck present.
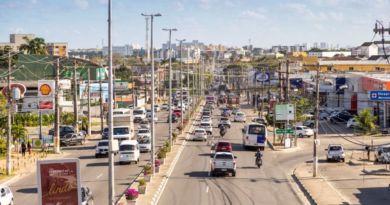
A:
[210,152,237,177]
[60,133,85,146]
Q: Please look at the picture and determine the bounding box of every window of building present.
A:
[327,66,332,71]
[349,67,354,71]
[376,67,381,71]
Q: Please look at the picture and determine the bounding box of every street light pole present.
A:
[163,28,177,147]
[187,48,190,114]
[313,63,320,177]
[142,13,162,175]
[107,0,115,203]
[6,52,12,175]
[176,39,186,131]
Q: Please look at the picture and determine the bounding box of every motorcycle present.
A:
[255,155,262,168]
[219,126,227,137]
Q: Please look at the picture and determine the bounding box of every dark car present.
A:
[60,133,85,146]
[330,111,352,123]
[101,127,109,139]
[215,141,233,152]
[167,114,178,123]
[49,125,76,137]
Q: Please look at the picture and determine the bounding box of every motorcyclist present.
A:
[219,125,227,137]
[255,148,263,165]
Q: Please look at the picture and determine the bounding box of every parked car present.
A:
[60,133,85,146]
[252,117,267,126]
[210,152,237,177]
[214,141,232,152]
[189,128,207,141]
[161,103,169,110]
[0,185,13,205]
[326,144,345,162]
[81,186,94,205]
[218,117,231,128]
[234,112,246,122]
[375,145,390,163]
[294,126,314,138]
[95,139,109,158]
[49,125,76,138]
[347,118,358,128]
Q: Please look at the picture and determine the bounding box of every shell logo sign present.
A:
[38,80,55,110]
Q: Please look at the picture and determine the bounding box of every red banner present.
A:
[37,159,81,205]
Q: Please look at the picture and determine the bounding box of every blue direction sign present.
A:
[369,90,390,101]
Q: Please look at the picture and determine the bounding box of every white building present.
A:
[308,51,351,58]
[351,42,378,57]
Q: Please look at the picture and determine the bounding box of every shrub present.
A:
[158,149,166,159]
[125,188,139,200]
[34,139,42,147]
[138,178,146,186]
[0,138,6,156]
[172,133,178,140]
[155,159,161,167]
[143,164,152,175]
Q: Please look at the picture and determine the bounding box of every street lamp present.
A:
[162,28,177,148]
[336,84,348,107]
[176,39,186,131]
[141,13,161,175]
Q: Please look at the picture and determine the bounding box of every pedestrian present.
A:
[27,141,32,156]
[21,142,26,157]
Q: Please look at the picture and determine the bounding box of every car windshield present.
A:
[237,113,244,116]
[120,144,135,151]
[248,125,265,135]
[138,129,149,134]
[215,154,233,159]
[217,142,230,147]
[329,146,342,151]
[139,138,150,144]
[195,130,205,133]
[200,123,210,127]
[113,127,129,135]
[98,141,108,146]
[134,110,144,115]
[382,147,390,152]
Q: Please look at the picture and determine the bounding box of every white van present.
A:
[242,123,267,150]
[119,140,140,164]
[133,107,147,122]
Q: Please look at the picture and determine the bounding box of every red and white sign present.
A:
[37,159,81,205]
[38,80,55,110]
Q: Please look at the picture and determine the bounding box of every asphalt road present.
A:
[9,109,178,205]
[158,104,304,205]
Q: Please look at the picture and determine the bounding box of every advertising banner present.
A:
[37,159,81,205]
[38,80,55,111]
[275,104,295,121]
[79,83,108,102]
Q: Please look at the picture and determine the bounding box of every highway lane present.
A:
[10,109,177,204]
[158,104,303,205]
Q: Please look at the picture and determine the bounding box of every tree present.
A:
[355,108,377,134]
[11,125,27,142]
[19,37,48,55]
[0,46,18,68]
[293,97,313,122]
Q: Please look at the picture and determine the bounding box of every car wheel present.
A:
[326,158,330,162]
[341,158,345,162]
[210,171,215,177]
[298,133,303,138]
[232,171,236,177]
[95,155,99,158]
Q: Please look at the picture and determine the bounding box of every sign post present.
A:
[37,159,81,205]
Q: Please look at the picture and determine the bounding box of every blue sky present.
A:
[1,0,389,49]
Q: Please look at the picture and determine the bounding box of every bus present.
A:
[242,123,267,150]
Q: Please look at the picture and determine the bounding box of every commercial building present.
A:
[0,34,35,51]
[46,42,68,57]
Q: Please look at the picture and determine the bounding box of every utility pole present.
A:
[278,62,283,102]
[313,63,320,177]
[177,39,185,131]
[107,0,115,203]
[54,58,60,154]
[6,52,12,175]
[145,16,150,63]
[187,48,190,115]
[285,60,290,102]
[142,13,161,175]
[99,76,104,133]
[73,60,79,132]
[162,28,177,147]
[87,68,91,136]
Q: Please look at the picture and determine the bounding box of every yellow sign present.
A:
[40,84,52,96]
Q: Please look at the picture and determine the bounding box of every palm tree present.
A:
[19,37,48,55]
[11,125,27,142]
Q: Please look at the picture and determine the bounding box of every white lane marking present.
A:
[96,173,103,179]
[206,186,209,193]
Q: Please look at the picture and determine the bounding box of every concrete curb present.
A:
[291,169,318,205]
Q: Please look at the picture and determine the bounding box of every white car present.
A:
[200,116,212,124]
[199,122,213,135]
[234,112,246,122]
[95,139,109,158]
[190,128,207,141]
[138,136,151,152]
[0,186,13,205]
[294,126,314,138]
[137,128,151,139]
[326,144,345,162]
[347,118,358,128]
[138,120,150,129]
[154,105,160,112]
[161,103,169,110]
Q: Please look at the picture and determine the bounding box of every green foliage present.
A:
[34,139,42,147]
[292,97,313,122]
[0,138,6,156]
[0,46,18,68]
[115,65,133,81]
[143,164,152,175]
[19,37,48,55]
[138,178,146,186]
[13,113,54,127]
[355,108,377,134]
[11,125,27,142]
[61,112,75,125]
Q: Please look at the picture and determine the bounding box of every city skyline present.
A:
[0,0,389,49]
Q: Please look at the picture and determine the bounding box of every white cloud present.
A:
[74,0,89,9]
[175,1,184,11]
[285,3,343,22]
[240,8,267,20]
[199,0,211,9]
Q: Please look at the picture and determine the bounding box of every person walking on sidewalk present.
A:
[21,142,27,157]
[27,141,32,156]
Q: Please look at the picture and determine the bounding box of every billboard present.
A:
[79,83,108,102]
[275,104,295,121]
[254,71,270,82]
[37,159,81,205]
[38,80,55,110]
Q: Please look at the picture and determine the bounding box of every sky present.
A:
[0,0,390,49]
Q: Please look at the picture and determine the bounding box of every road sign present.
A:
[255,72,270,82]
[275,104,295,121]
[276,128,294,134]
[369,90,390,101]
